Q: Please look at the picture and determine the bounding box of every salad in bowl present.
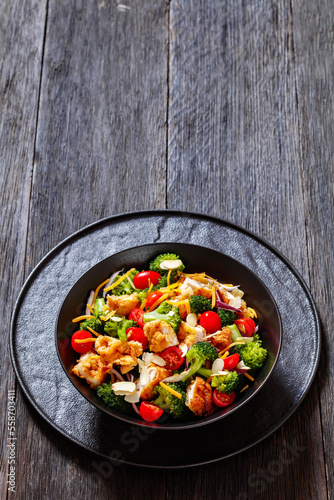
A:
[65,250,273,424]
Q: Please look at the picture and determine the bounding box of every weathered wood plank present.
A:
[167,0,327,499]
[0,1,46,498]
[291,1,334,498]
[13,1,169,499]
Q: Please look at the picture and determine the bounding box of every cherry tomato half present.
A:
[146,290,164,310]
[222,353,239,370]
[133,271,161,289]
[213,389,236,407]
[139,401,164,422]
[126,327,148,350]
[199,311,222,334]
[234,318,256,337]
[160,346,185,370]
[128,308,145,327]
[71,331,94,353]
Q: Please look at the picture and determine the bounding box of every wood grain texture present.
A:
[11,1,169,499]
[26,0,169,270]
[291,1,334,498]
[2,0,333,498]
[0,1,47,498]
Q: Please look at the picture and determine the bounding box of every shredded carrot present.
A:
[86,303,94,314]
[185,299,191,315]
[86,326,101,337]
[149,293,169,311]
[160,382,182,399]
[219,341,245,355]
[247,307,257,318]
[240,385,249,393]
[140,299,147,310]
[244,373,254,382]
[103,268,136,293]
[92,278,110,304]
[72,315,94,323]
[211,285,216,308]
[74,338,96,344]
[167,269,172,287]
[220,351,230,359]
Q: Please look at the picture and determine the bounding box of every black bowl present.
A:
[56,242,282,430]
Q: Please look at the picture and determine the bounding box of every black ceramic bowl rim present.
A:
[55,242,282,430]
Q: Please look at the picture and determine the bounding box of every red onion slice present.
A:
[132,403,141,416]
[215,299,242,313]
[109,368,124,381]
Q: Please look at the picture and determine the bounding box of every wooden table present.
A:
[1,1,333,498]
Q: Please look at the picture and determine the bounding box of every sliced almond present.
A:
[186,313,197,327]
[151,355,166,366]
[125,391,141,403]
[160,259,183,270]
[111,381,136,395]
[212,358,225,373]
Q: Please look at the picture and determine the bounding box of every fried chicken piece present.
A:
[95,336,143,374]
[106,292,139,317]
[177,321,205,348]
[193,287,212,299]
[72,350,109,389]
[139,362,172,400]
[143,320,179,352]
[186,376,213,417]
[211,327,233,351]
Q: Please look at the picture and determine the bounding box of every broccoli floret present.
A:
[185,341,218,379]
[149,253,185,279]
[217,309,238,327]
[97,383,133,415]
[80,297,105,334]
[211,371,242,394]
[143,301,181,333]
[104,317,135,341]
[233,334,267,374]
[153,383,190,420]
[189,295,212,315]
[111,269,139,296]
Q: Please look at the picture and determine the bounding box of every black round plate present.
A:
[56,242,282,429]
[10,210,320,468]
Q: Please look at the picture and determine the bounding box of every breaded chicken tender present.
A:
[106,292,139,317]
[143,320,179,352]
[139,363,172,400]
[72,350,109,389]
[211,327,233,351]
[186,376,213,417]
[177,321,205,348]
[193,287,212,299]
[95,336,143,374]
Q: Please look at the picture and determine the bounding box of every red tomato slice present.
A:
[160,346,185,370]
[126,327,148,350]
[199,311,222,334]
[139,401,164,422]
[222,353,239,370]
[234,318,256,337]
[146,290,164,310]
[71,331,94,353]
[213,389,236,407]
[128,308,145,327]
[133,271,161,289]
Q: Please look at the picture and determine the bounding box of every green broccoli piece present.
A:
[104,317,135,341]
[185,341,218,379]
[149,254,185,283]
[217,309,237,327]
[97,383,133,415]
[110,269,139,296]
[80,297,105,334]
[233,334,267,374]
[153,383,190,420]
[143,301,181,333]
[189,295,212,315]
[211,371,242,394]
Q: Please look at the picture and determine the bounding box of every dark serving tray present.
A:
[10,210,321,468]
